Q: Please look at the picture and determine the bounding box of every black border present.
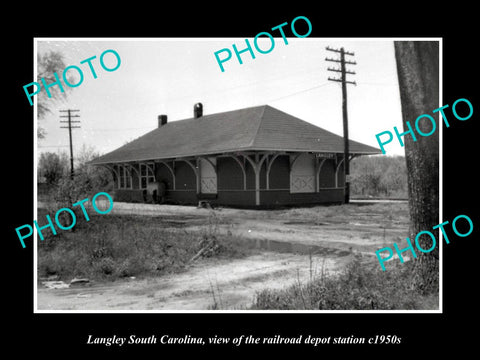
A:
[7,5,479,355]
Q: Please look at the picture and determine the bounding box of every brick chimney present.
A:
[194,103,203,118]
[158,114,167,127]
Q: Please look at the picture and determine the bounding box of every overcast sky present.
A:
[35,38,408,159]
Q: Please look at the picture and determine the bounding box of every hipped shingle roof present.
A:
[90,105,380,165]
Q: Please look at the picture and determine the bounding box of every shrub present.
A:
[93,257,116,276]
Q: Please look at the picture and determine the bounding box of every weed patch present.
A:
[37,210,248,281]
[250,254,438,310]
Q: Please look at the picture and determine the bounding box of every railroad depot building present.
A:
[90,103,380,207]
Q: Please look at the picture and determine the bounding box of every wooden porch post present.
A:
[254,154,260,206]
[243,153,269,206]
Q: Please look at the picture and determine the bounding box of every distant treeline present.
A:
[349,155,408,199]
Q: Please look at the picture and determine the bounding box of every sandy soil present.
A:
[37,252,347,311]
[37,201,409,311]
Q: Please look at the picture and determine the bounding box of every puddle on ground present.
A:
[241,238,351,257]
[283,221,329,226]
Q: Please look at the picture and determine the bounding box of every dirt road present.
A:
[38,252,347,311]
[37,201,408,311]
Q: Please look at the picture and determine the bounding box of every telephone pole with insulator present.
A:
[326,46,357,204]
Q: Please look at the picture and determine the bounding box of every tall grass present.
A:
[250,254,438,310]
[37,210,247,281]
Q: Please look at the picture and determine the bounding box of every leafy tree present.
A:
[53,145,113,206]
[75,144,113,192]
[37,152,69,185]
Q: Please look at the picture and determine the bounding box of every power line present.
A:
[38,145,70,148]
[356,81,396,87]
[267,82,334,103]
[50,83,336,136]
[85,127,154,132]
[122,67,328,114]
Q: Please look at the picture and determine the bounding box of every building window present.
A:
[140,163,155,189]
[118,165,132,189]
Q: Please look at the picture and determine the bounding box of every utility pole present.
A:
[326,46,356,204]
[60,109,81,179]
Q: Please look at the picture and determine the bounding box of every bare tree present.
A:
[37,51,72,138]
[350,156,407,198]
[394,41,439,293]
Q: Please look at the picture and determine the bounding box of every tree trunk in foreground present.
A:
[394,41,439,294]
